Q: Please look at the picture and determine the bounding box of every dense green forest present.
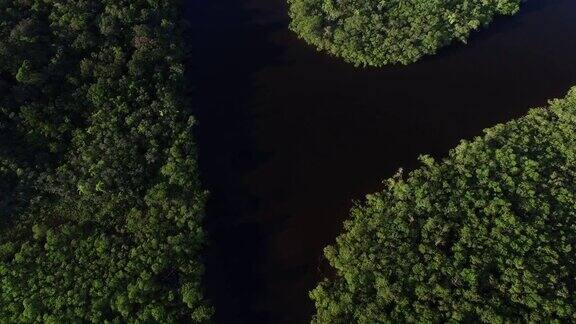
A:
[289,0,522,66]
[1,0,574,322]
[0,0,211,322]
[311,88,576,322]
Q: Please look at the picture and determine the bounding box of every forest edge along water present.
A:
[184,0,576,322]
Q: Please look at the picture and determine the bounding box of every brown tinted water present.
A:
[184,0,576,322]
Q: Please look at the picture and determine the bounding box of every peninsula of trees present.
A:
[289,0,522,66]
[0,0,211,321]
[312,88,576,322]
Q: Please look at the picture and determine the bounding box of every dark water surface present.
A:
[185,0,576,322]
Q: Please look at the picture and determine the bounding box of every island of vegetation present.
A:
[0,0,211,322]
[289,0,522,66]
[311,88,576,322]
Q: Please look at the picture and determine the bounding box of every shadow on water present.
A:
[183,0,284,322]
[184,0,576,322]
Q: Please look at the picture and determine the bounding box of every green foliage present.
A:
[0,0,211,322]
[288,0,522,66]
[312,88,576,322]
[15,60,39,84]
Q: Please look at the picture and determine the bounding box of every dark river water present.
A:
[185,0,576,322]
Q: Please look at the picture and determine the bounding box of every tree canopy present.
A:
[0,0,211,322]
[289,0,522,66]
[311,88,576,322]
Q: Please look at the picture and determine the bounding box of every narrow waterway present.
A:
[185,0,576,322]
